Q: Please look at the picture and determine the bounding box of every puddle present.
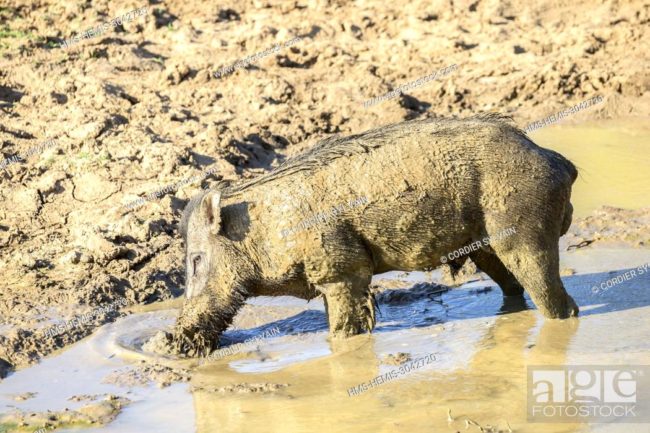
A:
[186,249,650,433]
[0,310,195,433]
[529,120,650,217]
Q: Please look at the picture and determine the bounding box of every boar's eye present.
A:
[192,255,202,277]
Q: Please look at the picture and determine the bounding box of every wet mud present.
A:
[1,0,649,371]
[1,0,649,432]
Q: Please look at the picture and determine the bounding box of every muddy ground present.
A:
[0,0,649,377]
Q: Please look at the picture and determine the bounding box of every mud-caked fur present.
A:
[173,114,579,356]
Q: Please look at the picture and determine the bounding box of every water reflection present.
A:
[190,292,581,433]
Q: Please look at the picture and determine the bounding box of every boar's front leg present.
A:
[306,233,376,338]
[319,277,376,338]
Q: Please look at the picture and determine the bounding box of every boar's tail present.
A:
[562,157,579,185]
[552,151,578,187]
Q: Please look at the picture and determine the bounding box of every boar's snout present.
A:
[172,294,223,357]
[172,287,247,357]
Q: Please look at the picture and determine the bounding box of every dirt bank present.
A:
[1,0,649,375]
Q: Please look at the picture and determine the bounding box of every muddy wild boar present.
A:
[173,114,579,356]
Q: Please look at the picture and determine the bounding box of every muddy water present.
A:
[1,247,648,433]
[0,308,195,432]
[530,120,650,217]
[188,247,650,433]
[2,124,650,433]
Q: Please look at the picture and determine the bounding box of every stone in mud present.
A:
[173,115,579,356]
[383,352,411,365]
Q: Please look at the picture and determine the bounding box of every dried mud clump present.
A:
[563,206,650,249]
[0,395,130,431]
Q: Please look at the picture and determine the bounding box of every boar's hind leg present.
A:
[491,238,578,319]
[319,276,375,339]
[469,248,524,296]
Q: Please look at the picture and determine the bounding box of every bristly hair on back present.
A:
[180,113,527,229]
[466,112,529,138]
[223,119,425,197]
[222,113,525,197]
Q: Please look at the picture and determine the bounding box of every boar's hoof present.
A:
[544,294,579,320]
[566,294,579,318]
[172,326,218,358]
[325,290,376,339]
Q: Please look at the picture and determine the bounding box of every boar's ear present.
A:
[200,190,222,234]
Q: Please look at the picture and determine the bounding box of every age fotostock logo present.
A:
[527,366,650,423]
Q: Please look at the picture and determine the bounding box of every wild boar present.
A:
[173,114,579,356]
